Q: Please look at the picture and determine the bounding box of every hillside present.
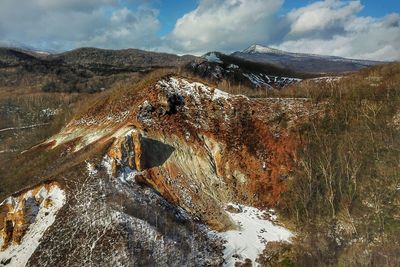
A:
[187,51,316,91]
[54,47,196,68]
[0,51,399,266]
[0,47,196,94]
[0,68,327,266]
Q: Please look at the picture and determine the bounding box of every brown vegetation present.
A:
[258,63,400,266]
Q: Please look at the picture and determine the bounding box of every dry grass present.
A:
[265,63,400,266]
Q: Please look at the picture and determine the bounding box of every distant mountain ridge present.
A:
[233,44,385,73]
[53,47,196,67]
[0,44,385,93]
[0,46,197,67]
[0,46,197,93]
[242,44,285,55]
[192,51,313,89]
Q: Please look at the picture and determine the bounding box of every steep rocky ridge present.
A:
[43,76,322,229]
[0,181,65,266]
[0,74,324,266]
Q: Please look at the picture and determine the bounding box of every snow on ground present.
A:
[0,149,17,154]
[100,155,143,184]
[86,161,99,176]
[0,185,66,267]
[0,123,50,133]
[40,108,60,117]
[311,76,342,83]
[117,166,143,184]
[243,73,302,89]
[212,89,230,101]
[102,155,114,177]
[243,73,271,89]
[243,44,283,54]
[217,204,293,266]
[158,77,242,104]
[204,53,223,64]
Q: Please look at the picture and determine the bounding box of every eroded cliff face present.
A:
[0,182,65,266]
[0,76,322,266]
[44,76,321,231]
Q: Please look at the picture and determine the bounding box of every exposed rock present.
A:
[0,182,65,266]
[0,75,323,265]
[137,100,154,124]
[41,76,322,232]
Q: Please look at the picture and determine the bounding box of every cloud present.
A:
[287,0,362,36]
[275,1,400,61]
[165,0,399,60]
[0,0,160,51]
[0,0,398,61]
[167,0,285,54]
[35,0,116,11]
[79,7,161,49]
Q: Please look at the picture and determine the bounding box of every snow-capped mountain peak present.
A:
[235,44,384,73]
[242,44,284,54]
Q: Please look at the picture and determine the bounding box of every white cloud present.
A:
[167,0,285,54]
[0,0,398,61]
[79,7,160,49]
[165,0,399,60]
[0,0,160,51]
[287,0,362,35]
[35,0,116,11]
[275,1,400,61]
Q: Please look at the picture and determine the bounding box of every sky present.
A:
[0,0,399,61]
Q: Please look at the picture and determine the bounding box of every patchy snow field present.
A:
[204,52,223,64]
[218,204,293,266]
[0,185,66,267]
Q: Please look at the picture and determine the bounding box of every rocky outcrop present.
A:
[0,182,65,266]
[42,76,321,232]
[0,75,323,266]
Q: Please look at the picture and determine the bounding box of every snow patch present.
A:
[204,52,223,64]
[311,76,342,83]
[217,204,293,266]
[158,77,239,104]
[212,89,230,101]
[0,123,50,133]
[86,161,98,177]
[101,155,114,177]
[0,185,66,267]
[40,108,60,117]
[243,44,284,54]
[243,73,271,89]
[101,154,143,183]
[117,166,143,184]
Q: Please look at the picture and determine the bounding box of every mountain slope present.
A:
[54,47,196,68]
[0,72,324,266]
[1,63,399,266]
[0,47,196,93]
[187,51,314,90]
[233,44,384,74]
